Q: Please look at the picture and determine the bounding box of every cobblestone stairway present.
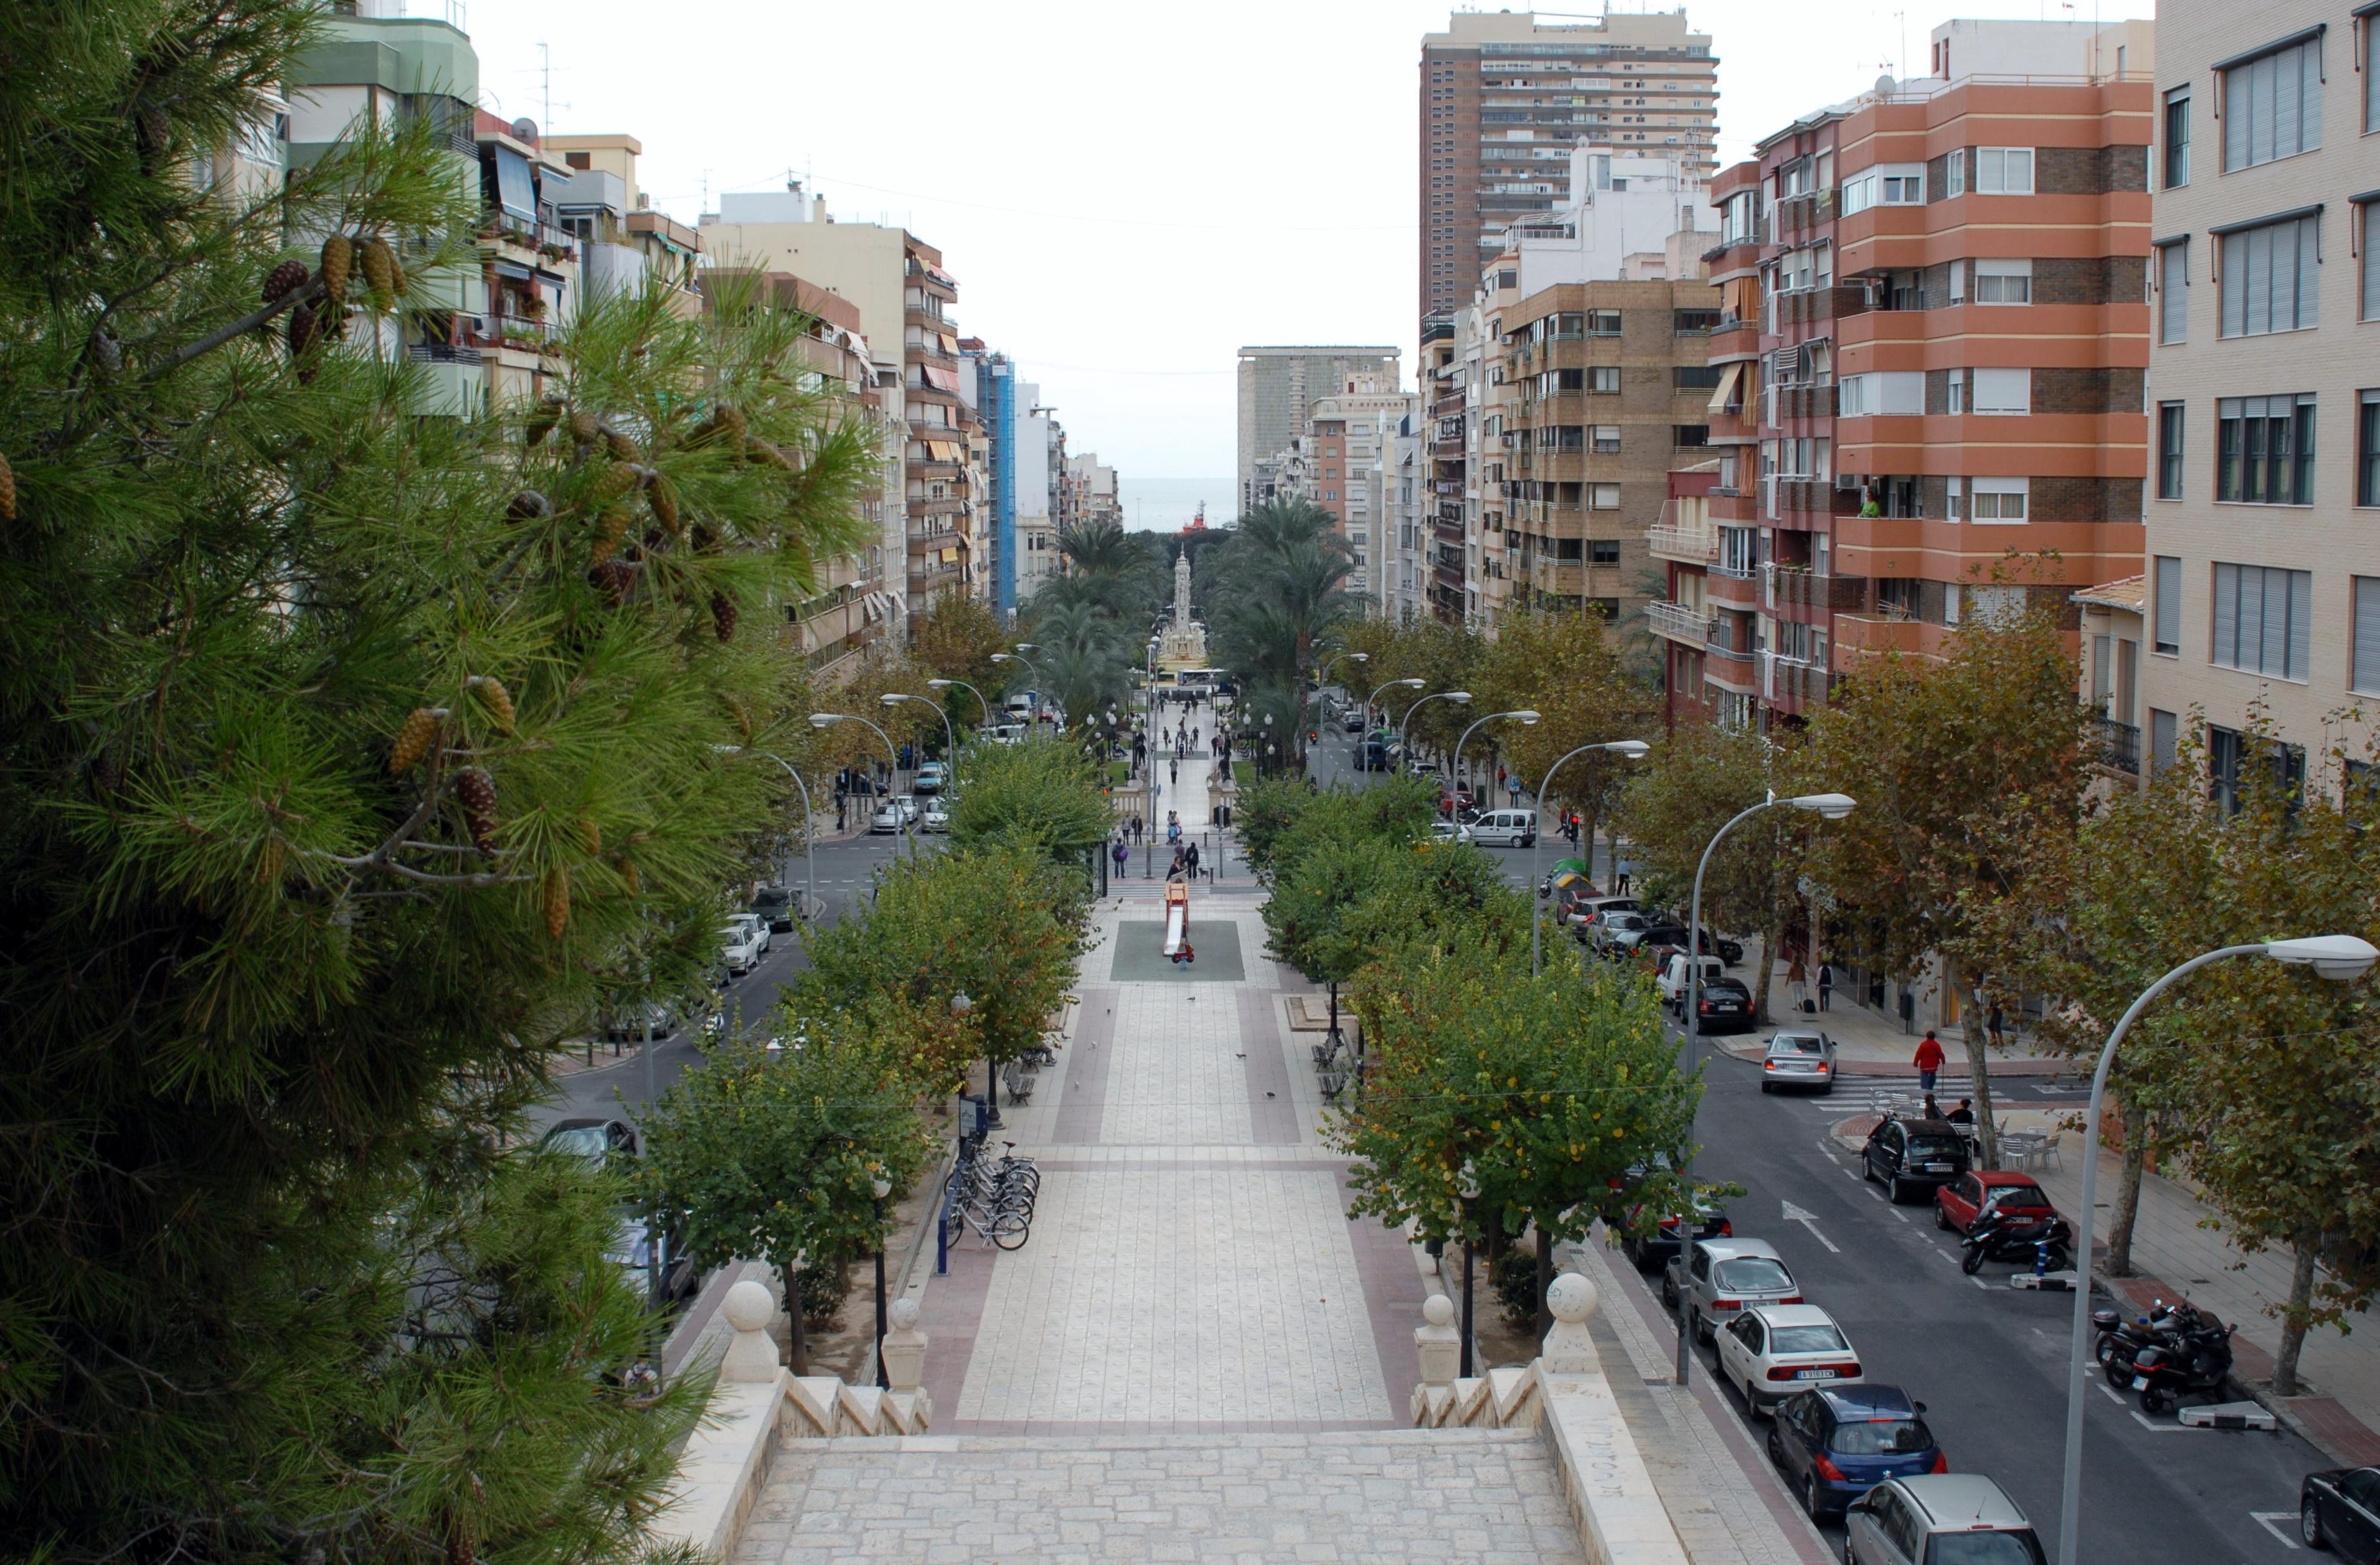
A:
[732,1427,1584,1565]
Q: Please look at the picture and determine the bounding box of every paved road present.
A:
[1621,1028,2314,1565]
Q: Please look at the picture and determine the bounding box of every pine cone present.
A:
[136,106,171,172]
[318,235,351,305]
[566,410,601,446]
[577,815,602,855]
[620,859,641,896]
[0,452,14,524]
[388,250,408,299]
[471,675,516,735]
[524,400,562,446]
[600,460,642,501]
[647,474,681,534]
[287,303,318,359]
[721,693,751,738]
[262,259,309,305]
[389,707,440,774]
[711,591,737,643]
[453,768,498,855]
[359,237,395,308]
[689,522,717,554]
[746,437,796,472]
[603,424,640,462]
[506,489,552,524]
[542,867,569,938]
[588,506,631,567]
[588,558,638,606]
[686,404,747,456]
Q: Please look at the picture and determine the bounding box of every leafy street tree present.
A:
[1267,834,1405,1043]
[909,590,1010,728]
[1336,615,1483,758]
[1616,720,1814,1023]
[1471,608,1658,867]
[948,736,1116,865]
[0,3,876,1549]
[635,1018,940,1366]
[1797,606,2090,1165]
[1336,936,1698,1340]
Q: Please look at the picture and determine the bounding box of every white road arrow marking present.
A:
[1782,1200,1841,1254]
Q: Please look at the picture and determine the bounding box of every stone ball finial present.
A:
[1547,1272,1598,1325]
[1424,1294,1456,1327]
[722,1278,775,1334]
[890,1297,920,1331]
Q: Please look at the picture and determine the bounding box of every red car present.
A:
[1934,1171,2059,1235]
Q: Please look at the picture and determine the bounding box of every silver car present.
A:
[921,799,952,833]
[1845,1474,2043,1565]
[1662,1236,1802,1346]
[1760,1030,1838,1094]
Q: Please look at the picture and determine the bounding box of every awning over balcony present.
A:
[924,439,961,462]
[920,364,961,394]
[1705,361,1742,416]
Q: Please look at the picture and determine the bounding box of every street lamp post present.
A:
[872,1175,894,1389]
[2053,934,2378,1565]
[936,989,976,1277]
[989,651,1044,735]
[1366,677,1427,753]
[1451,708,1539,812]
[755,753,817,924]
[1399,689,1472,773]
[1675,790,1856,1384]
[810,713,914,860]
[1314,651,1368,731]
[1529,740,1651,976]
[884,692,957,802]
[1457,1160,1483,1378]
[927,676,993,729]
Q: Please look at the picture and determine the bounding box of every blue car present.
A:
[1765,1384,1946,1520]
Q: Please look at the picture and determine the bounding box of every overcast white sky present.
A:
[467,0,2151,490]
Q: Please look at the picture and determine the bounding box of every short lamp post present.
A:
[872,1175,894,1389]
[1457,1160,1483,1378]
[811,712,913,859]
[1400,690,1472,774]
[2054,934,2378,1565]
[1529,740,1651,975]
[937,990,975,1277]
[1676,790,1856,1386]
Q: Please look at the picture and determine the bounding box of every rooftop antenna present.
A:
[534,42,569,132]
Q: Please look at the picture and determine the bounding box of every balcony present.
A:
[904,306,953,331]
[1648,522,1719,565]
[2096,717,2142,776]
[1644,599,1712,645]
[1835,610,1934,659]
[1767,568,1868,614]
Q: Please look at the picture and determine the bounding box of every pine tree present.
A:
[0,2,872,1554]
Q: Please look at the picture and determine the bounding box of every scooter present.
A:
[2123,1320,2236,1414]
[1958,1207,2075,1275]
[2093,1299,2200,1379]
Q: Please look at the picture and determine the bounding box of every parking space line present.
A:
[1889,1209,1909,1223]
[2127,1411,2200,1434]
[2102,1385,2128,1406]
[2252,1511,2303,1549]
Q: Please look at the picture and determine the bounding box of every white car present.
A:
[1430,819,1471,844]
[1656,953,1729,1012]
[719,923,761,975]
[726,911,770,956]
[869,799,903,834]
[1715,1304,1864,1417]
[922,799,951,833]
[1760,1030,1839,1094]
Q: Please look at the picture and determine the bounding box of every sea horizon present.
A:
[1118,475,1236,533]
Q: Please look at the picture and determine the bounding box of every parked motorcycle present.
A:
[1958,1207,2075,1275]
[2123,1320,2236,1414]
[2094,1300,2204,1383]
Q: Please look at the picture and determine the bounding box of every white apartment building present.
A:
[2139,0,2380,796]
[1016,384,1060,602]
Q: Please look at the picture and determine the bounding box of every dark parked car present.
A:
[541,1117,639,1166]
[1863,1117,1972,1204]
[2303,1466,2380,1558]
[752,885,800,933]
[1620,1197,1732,1273]
[1767,1384,1946,1520]
[1688,977,1756,1033]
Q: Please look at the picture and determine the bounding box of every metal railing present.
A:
[2096,717,2142,776]
[1643,600,1711,643]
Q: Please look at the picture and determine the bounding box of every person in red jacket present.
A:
[1913,1029,1946,1095]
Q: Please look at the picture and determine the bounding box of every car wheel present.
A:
[1935,1203,1952,1231]
[1805,1473,1828,1521]
[1743,1373,1766,1419]
[1861,1155,1878,1185]
[2302,1498,2330,1551]
[1887,1177,1907,1205]
[1766,1425,1787,1468]
[1660,1275,1678,1311]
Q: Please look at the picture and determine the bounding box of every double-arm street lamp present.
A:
[810,712,914,858]
[1676,789,1856,1384]
[1399,689,1472,773]
[883,692,957,799]
[1451,708,1539,806]
[2054,934,2378,1565]
[717,747,818,926]
[1528,739,1651,975]
[1367,676,1426,735]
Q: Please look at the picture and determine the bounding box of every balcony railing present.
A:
[1647,522,1719,564]
[1643,600,1712,644]
[2097,717,2142,776]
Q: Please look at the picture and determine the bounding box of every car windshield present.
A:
[1908,1135,1967,1160]
[1830,1417,1935,1455]
[545,1127,610,1160]
[1986,1184,2048,1208]
[1608,914,1646,930]
[1713,1257,1793,1292]
[1773,1035,1826,1055]
[1769,1324,1849,1354]
[1926,1531,2045,1565]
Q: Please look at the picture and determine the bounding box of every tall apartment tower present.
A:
[1237,347,1401,513]
[1420,10,1717,333]
[2133,0,2380,798]
[1670,20,2153,733]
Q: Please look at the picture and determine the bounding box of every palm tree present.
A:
[1049,517,1164,623]
[1205,500,1359,763]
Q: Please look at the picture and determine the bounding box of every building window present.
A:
[2158,403,2186,499]
[1587,310,1622,335]
[2210,562,2313,679]
[1589,540,1621,564]
[2218,213,2320,337]
[1973,147,2034,194]
[1591,425,1622,454]
[1589,365,1621,393]
[2209,725,2245,814]
[2217,394,2316,504]
[2158,240,2188,344]
[1973,368,2031,415]
[2363,391,2380,507]
[2163,87,2191,188]
[1590,484,1621,509]
[2356,577,2380,694]
[1945,148,1965,198]
[1973,258,2032,304]
[1968,476,2029,522]
[2365,202,2380,321]
[2149,707,2178,773]
[2153,556,2183,655]
[2221,33,2322,171]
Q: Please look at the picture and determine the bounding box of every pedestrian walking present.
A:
[1786,954,1808,1013]
[1112,837,1130,875]
[1184,840,1201,878]
[1192,725,1201,747]
[1167,814,1181,846]
[1816,961,1833,1012]
[1169,758,1178,786]
[1986,1000,2006,1050]
[1614,856,1634,895]
[1913,1029,1945,1094]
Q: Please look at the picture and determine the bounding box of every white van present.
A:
[1468,807,1536,848]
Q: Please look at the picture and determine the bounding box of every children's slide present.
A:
[1163,880,1189,957]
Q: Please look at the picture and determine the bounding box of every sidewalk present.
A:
[1709,941,2069,1077]
[1831,1107,2380,1464]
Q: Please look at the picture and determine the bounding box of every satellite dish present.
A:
[510,116,539,142]
[1875,75,1897,95]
